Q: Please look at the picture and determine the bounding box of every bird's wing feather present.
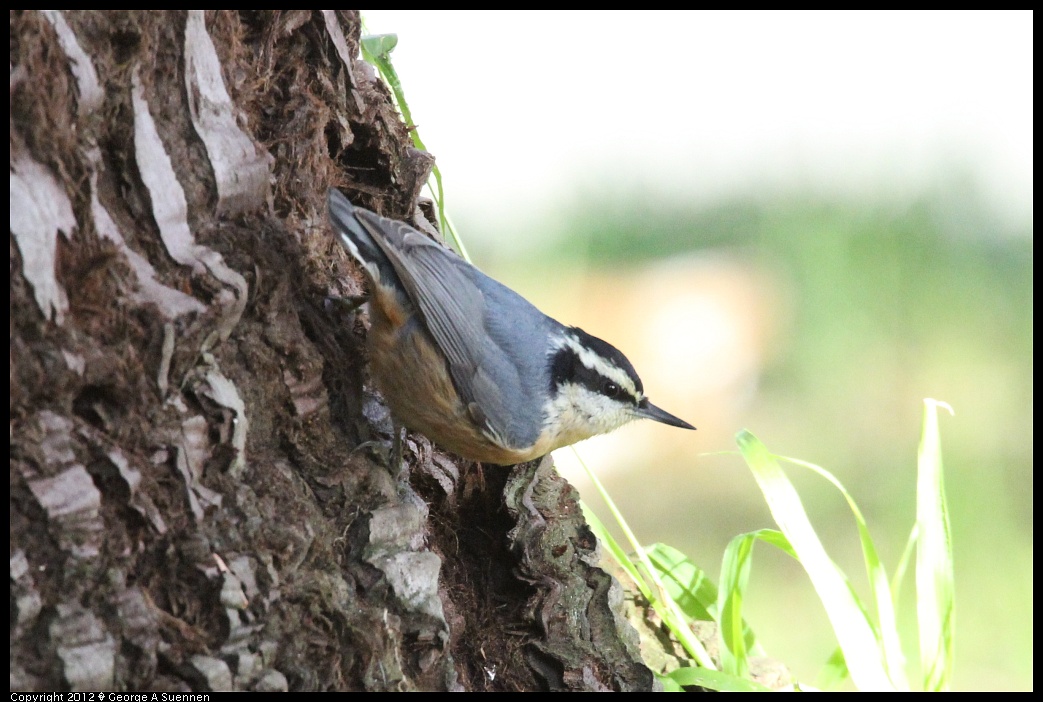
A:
[355,210,523,448]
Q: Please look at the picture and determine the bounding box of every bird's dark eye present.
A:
[602,381,622,399]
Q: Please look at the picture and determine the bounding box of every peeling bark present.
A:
[10,10,653,691]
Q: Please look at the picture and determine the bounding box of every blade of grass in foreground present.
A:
[665,665,772,692]
[717,529,791,678]
[736,430,896,691]
[774,454,909,689]
[645,542,719,624]
[915,399,955,691]
[580,504,652,603]
[573,448,716,671]
[582,512,764,692]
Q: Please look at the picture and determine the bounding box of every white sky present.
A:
[361,11,1032,232]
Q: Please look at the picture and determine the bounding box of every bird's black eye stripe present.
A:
[566,326,644,395]
[549,347,637,405]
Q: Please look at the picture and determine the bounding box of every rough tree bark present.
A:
[10,11,655,691]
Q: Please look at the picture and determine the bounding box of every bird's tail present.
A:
[328,189,398,287]
[328,189,383,267]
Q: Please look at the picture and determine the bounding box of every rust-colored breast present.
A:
[365,283,544,465]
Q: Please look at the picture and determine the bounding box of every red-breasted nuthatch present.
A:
[328,189,695,465]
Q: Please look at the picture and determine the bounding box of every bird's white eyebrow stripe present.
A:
[556,334,640,399]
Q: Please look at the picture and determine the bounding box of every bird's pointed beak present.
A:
[636,398,696,430]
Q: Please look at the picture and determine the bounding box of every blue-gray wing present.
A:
[353,209,549,450]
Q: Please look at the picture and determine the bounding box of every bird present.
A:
[328,188,694,465]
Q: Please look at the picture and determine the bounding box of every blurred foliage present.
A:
[475,181,1032,690]
[548,189,1030,372]
[530,184,1032,475]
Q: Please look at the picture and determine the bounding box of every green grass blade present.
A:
[777,454,909,689]
[644,542,718,622]
[815,646,850,690]
[665,665,773,692]
[657,673,685,692]
[915,399,956,690]
[891,523,918,605]
[573,448,716,671]
[717,529,789,676]
[718,531,753,677]
[580,502,652,603]
[359,32,467,258]
[736,430,896,690]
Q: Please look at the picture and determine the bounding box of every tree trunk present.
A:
[10,10,654,691]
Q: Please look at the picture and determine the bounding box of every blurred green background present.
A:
[469,180,1032,690]
[364,10,1032,689]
